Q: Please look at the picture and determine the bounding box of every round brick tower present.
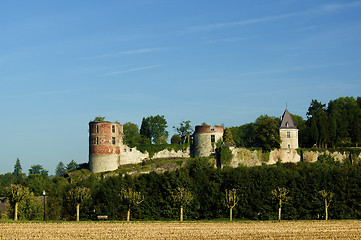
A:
[193,125,224,157]
[89,121,123,173]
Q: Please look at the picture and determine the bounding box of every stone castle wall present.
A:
[228,147,360,168]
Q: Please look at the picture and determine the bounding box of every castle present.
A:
[89,109,299,173]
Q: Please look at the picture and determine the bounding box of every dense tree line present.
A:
[229,96,361,149]
[2,156,361,221]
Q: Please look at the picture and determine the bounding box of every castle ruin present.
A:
[89,109,300,173]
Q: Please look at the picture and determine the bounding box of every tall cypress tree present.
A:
[310,117,319,147]
[223,127,236,146]
[12,158,22,179]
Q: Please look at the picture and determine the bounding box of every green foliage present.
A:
[0,173,17,194]
[67,186,91,205]
[140,115,168,144]
[171,187,193,207]
[136,143,189,158]
[12,158,23,179]
[66,160,78,172]
[171,134,182,144]
[4,184,29,205]
[5,189,43,220]
[28,165,48,176]
[55,162,66,177]
[317,154,338,165]
[4,184,31,220]
[224,189,239,209]
[219,146,233,166]
[93,116,106,121]
[120,188,144,208]
[5,156,361,221]
[123,122,142,148]
[305,97,361,148]
[254,115,280,151]
[216,137,223,148]
[174,120,192,144]
[223,128,236,146]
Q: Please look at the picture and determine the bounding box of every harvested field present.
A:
[0,221,361,239]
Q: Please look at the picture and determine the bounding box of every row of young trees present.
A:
[2,156,361,221]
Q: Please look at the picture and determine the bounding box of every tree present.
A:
[93,116,106,121]
[254,116,280,151]
[319,190,334,220]
[67,186,91,221]
[140,115,168,144]
[224,189,239,221]
[55,162,66,177]
[223,127,236,146]
[123,122,142,148]
[171,134,182,144]
[271,187,290,221]
[120,188,144,221]
[66,160,78,171]
[174,120,192,144]
[140,117,151,142]
[171,187,193,222]
[4,184,30,220]
[28,165,48,176]
[310,117,319,147]
[218,146,233,166]
[328,114,337,148]
[307,99,326,119]
[12,158,22,179]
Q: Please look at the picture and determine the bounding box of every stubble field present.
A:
[1,221,361,239]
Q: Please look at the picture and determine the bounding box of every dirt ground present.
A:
[1,221,361,239]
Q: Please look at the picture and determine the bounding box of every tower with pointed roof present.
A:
[279,109,299,149]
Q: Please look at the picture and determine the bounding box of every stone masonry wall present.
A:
[228,148,359,168]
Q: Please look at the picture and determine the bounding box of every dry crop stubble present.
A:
[0,221,361,239]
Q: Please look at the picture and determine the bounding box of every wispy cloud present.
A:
[320,1,361,12]
[184,12,300,33]
[33,88,85,95]
[104,64,162,76]
[205,36,258,44]
[237,62,358,77]
[82,47,162,60]
[183,1,361,33]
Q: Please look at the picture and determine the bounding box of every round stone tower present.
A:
[193,125,224,157]
[89,121,123,173]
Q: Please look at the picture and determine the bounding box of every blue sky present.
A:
[1,0,361,175]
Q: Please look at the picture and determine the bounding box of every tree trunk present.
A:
[76,204,80,221]
[278,199,282,221]
[325,199,328,221]
[230,207,233,221]
[14,202,18,221]
[278,207,282,221]
[180,206,183,222]
[127,209,130,222]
